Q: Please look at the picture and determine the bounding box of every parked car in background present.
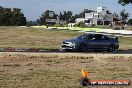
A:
[60,33,119,52]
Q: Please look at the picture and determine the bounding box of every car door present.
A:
[87,34,102,49]
[99,35,110,49]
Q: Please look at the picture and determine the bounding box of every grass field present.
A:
[0,52,132,88]
[126,26,132,30]
[0,26,131,50]
[0,26,81,49]
[0,27,131,88]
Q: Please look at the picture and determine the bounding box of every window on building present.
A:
[104,21,111,25]
[97,21,103,25]
[95,15,99,18]
[84,20,90,23]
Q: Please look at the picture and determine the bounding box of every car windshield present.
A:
[77,34,92,40]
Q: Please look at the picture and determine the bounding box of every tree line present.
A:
[118,0,132,6]
[35,9,94,26]
[35,9,131,26]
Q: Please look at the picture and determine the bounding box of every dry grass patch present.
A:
[0,26,81,49]
[0,52,131,88]
[0,26,131,49]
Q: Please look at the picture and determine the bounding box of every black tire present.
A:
[60,49,65,52]
[80,77,91,86]
[108,44,115,52]
[79,44,87,52]
[60,49,71,52]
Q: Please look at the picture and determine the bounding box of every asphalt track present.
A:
[0,48,132,54]
[44,49,132,54]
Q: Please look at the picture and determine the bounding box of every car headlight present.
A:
[69,42,75,46]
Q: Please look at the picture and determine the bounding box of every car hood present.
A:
[63,38,83,43]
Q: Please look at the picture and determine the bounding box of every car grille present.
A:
[62,45,69,47]
[62,42,69,44]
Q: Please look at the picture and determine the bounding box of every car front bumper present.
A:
[115,45,119,49]
[60,44,76,51]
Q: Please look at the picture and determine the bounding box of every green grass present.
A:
[119,37,132,49]
[0,26,131,49]
[0,26,81,49]
[126,26,132,30]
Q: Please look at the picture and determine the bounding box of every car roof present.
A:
[83,33,117,38]
[83,33,103,35]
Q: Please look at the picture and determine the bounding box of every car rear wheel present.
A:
[79,44,87,52]
[108,44,115,52]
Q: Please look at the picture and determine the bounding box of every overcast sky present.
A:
[0,0,131,21]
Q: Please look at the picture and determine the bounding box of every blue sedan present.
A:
[60,33,119,52]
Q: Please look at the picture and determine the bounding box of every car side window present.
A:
[83,35,89,39]
[87,35,93,40]
[102,35,109,40]
[83,34,93,40]
[92,34,102,40]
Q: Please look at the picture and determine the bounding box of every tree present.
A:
[128,19,132,25]
[67,11,73,22]
[120,9,129,22]
[0,6,26,26]
[10,8,26,26]
[27,21,38,26]
[0,7,11,25]
[38,10,57,25]
[58,11,73,23]
[78,9,94,18]
[113,12,119,18]
[59,12,63,21]
[74,14,79,19]
[118,0,132,6]
[106,10,112,14]
[75,22,86,27]
[63,11,73,23]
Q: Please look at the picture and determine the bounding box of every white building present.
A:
[76,6,114,26]
[76,18,90,23]
[68,23,76,27]
[96,6,107,13]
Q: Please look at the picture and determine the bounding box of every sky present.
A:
[0,0,131,21]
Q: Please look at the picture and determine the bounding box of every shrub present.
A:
[128,19,132,25]
[75,22,86,28]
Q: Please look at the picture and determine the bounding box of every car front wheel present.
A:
[79,44,87,52]
[108,44,115,52]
